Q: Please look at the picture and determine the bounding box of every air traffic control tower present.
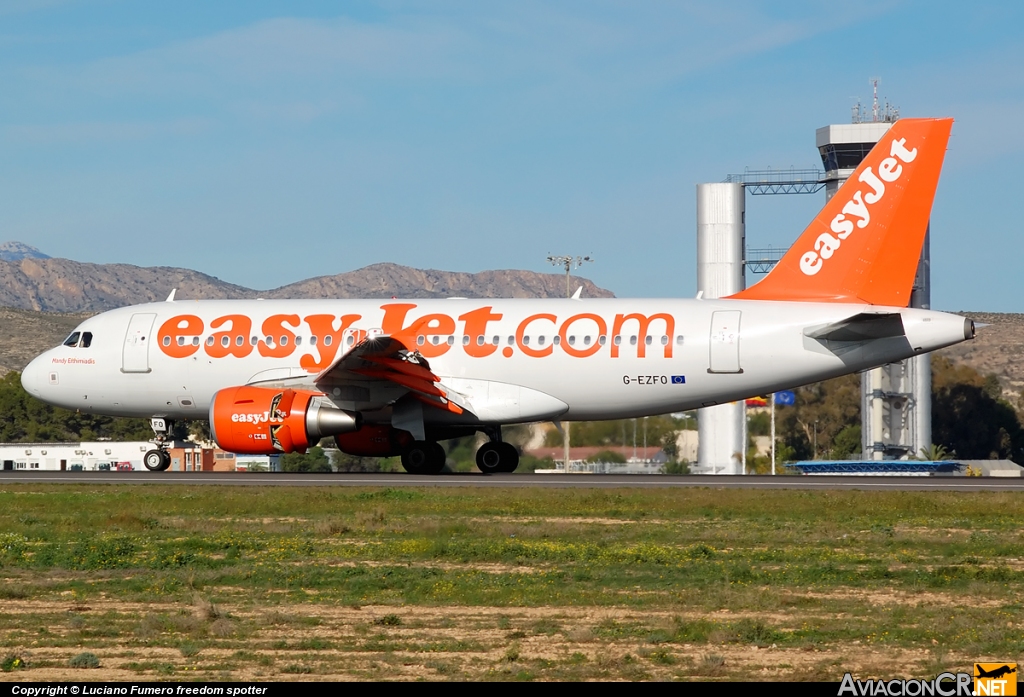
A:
[816,98,932,460]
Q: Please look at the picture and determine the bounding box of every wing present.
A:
[313,324,466,416]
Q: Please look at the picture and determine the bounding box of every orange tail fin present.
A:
[729,117,953,306]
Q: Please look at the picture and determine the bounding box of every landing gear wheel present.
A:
[496,442,519,473]
[476,441,520,474]
[401,441,447,475]
[143,449,169,472]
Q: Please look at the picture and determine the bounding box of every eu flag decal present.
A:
[671,375,686,384]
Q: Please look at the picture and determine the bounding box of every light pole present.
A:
[547,254,594,472]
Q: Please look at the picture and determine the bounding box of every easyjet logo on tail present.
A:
[800,136,919,276]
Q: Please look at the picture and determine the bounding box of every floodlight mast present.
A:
[546,254,594,471]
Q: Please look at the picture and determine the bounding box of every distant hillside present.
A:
[936,312,1024,400]
[0,258,613,313]
[0,241,49,262]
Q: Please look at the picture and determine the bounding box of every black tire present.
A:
[402,441,446,474]
[496,442,520,473]
[475,442,503,474]
[423,442,447,474]
[158,450,172,471]
[143,449,165,472]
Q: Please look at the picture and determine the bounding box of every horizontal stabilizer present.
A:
[806,313,905,343]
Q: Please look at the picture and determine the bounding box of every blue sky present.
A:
[1,1,1021,311]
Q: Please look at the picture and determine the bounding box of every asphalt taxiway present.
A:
[2,471,1024,491]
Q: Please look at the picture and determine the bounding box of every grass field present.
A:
[0,484,1022,681]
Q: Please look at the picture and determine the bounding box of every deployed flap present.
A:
[313,327,464,415]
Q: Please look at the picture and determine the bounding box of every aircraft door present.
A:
[708,310,742,374]
[122,313,157,374]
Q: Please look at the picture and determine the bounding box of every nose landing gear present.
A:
[144,417,173,472]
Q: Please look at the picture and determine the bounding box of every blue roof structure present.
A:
[791,460,962,476]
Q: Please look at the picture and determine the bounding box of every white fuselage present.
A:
[21,297,971,427]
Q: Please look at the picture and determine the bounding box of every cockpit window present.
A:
[80,332,93,348]
[63,332,81,347]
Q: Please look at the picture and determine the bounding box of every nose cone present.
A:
[21,352,48,399]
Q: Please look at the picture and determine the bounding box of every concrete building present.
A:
[0,441,278,472]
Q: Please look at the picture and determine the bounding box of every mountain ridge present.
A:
[0,257,614,313]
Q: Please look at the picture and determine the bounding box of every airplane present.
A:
[20,117,973,475]
[976,665,1016,680]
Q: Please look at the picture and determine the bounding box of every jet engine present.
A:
[334,424,414,457]
[210,386,361,454]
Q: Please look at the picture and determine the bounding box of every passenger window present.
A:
[492,335,499,345]
[629,336,638,346]
[447,336,455,346]
[280,335,288,346]
[64,332,81,347]
[537,336,545,346]
[660,335,669,346]
[221,336,230,348]
[645,336,653,346]
[417,335,425,346]
[598,335,606,345]
[206,336,214,346]
[295,336,302,346]
[523,336,530,346]
[162,336,171,347]
[324,336,332,346]
[463,335,470,346]
[553,335,561,345]
[235,336,244,347]
[80,332,93,348]
[676,335,684,345]
[614,335,621,346]
[310,335,318,346]
[583,336,591,346]
[250,336,258,346]
[476,335,484,346]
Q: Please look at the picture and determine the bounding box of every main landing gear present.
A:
[143,417,173,472]
[398,429,521,475]
[475,441,519,474]
[400,441,447,475]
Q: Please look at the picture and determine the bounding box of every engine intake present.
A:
[210,386,361,454]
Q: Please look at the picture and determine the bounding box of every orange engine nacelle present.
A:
[210,386,361,455]
[334,424,414,457]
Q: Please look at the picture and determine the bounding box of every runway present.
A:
[2,471,1024,491]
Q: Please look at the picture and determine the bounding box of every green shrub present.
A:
[69,652,100,669]
[1,655,25,672]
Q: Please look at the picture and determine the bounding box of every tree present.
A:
[932,356,1024,462]
[586,449,626,464]
[832,425,862,459]
[280,446,332,472]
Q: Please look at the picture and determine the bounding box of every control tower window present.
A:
[819,143,877,171]
[63,332,81,347]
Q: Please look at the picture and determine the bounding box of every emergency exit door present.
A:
[122,313,156,373]
[708,310,742,373]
